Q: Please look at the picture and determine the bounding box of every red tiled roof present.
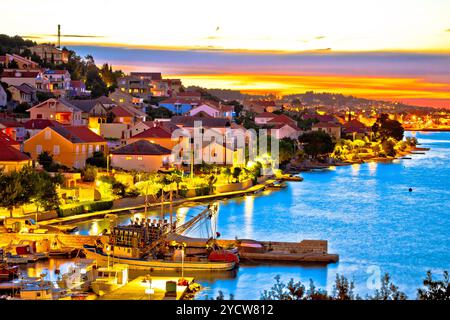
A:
[255,112,276,119]
[0,145,30,162]
[342,119,368,134]
[132,126,172,139]
[111,106,133,118]
[0,119,23,128]
[1,70,40,78]
[313,121,342,128]
[24,119,60,130]
[267,114,297,126]
[0,131,20,147]
[52,126,105,143]
[112,140,171,155]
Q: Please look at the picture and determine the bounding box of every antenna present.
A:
[57,24,61,48]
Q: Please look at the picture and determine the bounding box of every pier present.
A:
[97,276,195,300]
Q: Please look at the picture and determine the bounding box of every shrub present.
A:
[57,205,84,217]
[89,200,114,211]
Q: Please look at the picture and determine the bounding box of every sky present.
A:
[1,0,450,107]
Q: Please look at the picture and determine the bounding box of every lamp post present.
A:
[106,153,112,174]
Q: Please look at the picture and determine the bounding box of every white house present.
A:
[111,139,172,172]
[189,101,234,119]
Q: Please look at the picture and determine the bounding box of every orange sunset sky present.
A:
[2,0,450,107]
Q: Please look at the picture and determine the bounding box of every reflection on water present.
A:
[66,132,450,299]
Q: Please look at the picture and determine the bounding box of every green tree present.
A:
[0,167,35,217]
[417,271,450,300]
[279,138,296,165]
[298,131,335,159]
[368,273,407,300]
[33,172,62,213]
[81,165,98,182]
[86,151,107,168]
[37,151,54,171]
[372,113,404,141]
[14,102,30,114]
[148,107,173,119]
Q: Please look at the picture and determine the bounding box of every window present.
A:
[53,145,60,155]
[36,145,42,154]
[36,114,42,119]
[82,145,86,154]
[125,156,132,160]
[137,156,143,160]
[88,145,93,155]
[75,145,79,154]
[44,130,51,140]
[95,145,100,152]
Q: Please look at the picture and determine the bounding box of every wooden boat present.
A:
[83,245,236,271]
[281,175,303,182]
[0,264,19,282]
[266,181,287,189]
[83,202,238,272]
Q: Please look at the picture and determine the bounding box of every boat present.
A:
[281,174,303,182]
[0,264,19,282]
[83,203,238,272]
[19,277,69,300]
[57,259,97,292]
[266,181,287,189]
[91,264,128,296]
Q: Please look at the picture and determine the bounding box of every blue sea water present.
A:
[61,131,450,299]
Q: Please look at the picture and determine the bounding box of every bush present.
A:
[89,200,113,211]
[57,205,84,217]
[82,165,97,182]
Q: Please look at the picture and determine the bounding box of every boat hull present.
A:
[83,247,236,272]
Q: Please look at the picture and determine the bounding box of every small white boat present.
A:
[19,277,69,300]
[57,259,97,292]
[91,264,128,296]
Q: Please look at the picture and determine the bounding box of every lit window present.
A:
[126,156,132,160]
[137,156,143,160]
[53,145,60,155]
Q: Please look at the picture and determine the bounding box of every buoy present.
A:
[409,188,413,192]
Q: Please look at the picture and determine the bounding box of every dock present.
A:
[97,276,194,300]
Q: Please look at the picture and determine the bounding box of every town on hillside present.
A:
[0,34,444,218]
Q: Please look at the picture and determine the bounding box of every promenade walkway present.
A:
[39,179,276,226]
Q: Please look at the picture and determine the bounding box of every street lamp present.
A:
[106,153,112,174]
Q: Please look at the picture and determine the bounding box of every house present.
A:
[0,54,40,70]
[159,98,200,115]
[270,123,301,139]
[243,100,281,114]
[95,96,116,109]
[109,88,144,107]
[342,119,370,140]
[29,44,69,65]
[189,100,234,119]
[202,140,244,166]
[175,91,201,100]
[7,83,37,104]
[117,75,152,100]
[126,72,172,97]
[127,125,178,150]
[128,120,178,139]
[0,119,27,142]
[0,85,7,107]
[0,70,43,88]
[111,140,172,172]
[0,133,31,172]
[39,70,71,96]
[69,80,90,97]
[312,122,342,140]
[255,112,276,125]
[163,79,182,97]
[66,99,109,134]
[23,125,107,169]
[28,98,83,125]
[111,105,147,124]
[23,119,61,137]
[170,116,231,136]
